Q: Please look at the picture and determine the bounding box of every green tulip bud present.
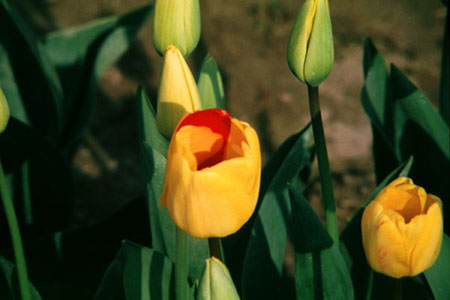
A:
[156,45,202,139]
[0,88,10,133]
[153,0,201,57]
[197,257,240,300]
[287,0,334,86]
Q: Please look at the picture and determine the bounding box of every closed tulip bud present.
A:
[287,0,334,86]
[197,257,240,300]
[156,45,202,139]
[160,109,261,238]
[361,177,443,278]
[0,88,10,133]
[153,0,201,57]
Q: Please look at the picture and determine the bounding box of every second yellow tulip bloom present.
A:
[361,177,443,278]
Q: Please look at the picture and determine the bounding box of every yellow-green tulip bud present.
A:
[0,88,10,133]
[361,177,443,278]
[156,45,202,139]
[197,257,240,300]
[153,0,201,57]
[287,0,334,86]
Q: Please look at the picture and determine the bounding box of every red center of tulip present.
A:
[176,109,231,170]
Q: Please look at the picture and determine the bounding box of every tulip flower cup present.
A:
[361,177,443,279]
[160,109,261,239]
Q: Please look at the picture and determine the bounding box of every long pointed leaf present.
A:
[240,124,313,299]
[290,187,353,300]
[0,0,63,140]
[44,4,154,148]
[424,234,450,300]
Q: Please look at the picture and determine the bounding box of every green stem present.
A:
[393,278,403,300]
[364,269,374,300]
[307,85,339,244]
[0,161,31,300]
[21,161,33,225]
[175,226,188,300]
[208,237,223,261]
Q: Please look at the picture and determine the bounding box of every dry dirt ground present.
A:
[11,0,446,230]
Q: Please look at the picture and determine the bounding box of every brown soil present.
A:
[11,0,446,230]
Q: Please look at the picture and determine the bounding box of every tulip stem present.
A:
[208,237,223,261]
[0,161,32,300]
[307,85,339,244]
[364,269,374,300]
[393,278,403,300]
[175,226,188,300]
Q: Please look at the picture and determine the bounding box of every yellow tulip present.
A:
[156,45,202,139]
[361,177,443,278]
[160,109,261,238]
[0,88,10,133]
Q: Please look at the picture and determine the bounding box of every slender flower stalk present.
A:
[307,85,339,243]
[175,226,188,300]
[393,278,403,300]
[0,161,32,300]
[208,237,223,261]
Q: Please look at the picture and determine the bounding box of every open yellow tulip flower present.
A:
[361,177,443,278]
[160,109,261,238]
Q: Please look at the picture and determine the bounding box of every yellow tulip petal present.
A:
[362,201,410,278]
[407,196,443,276]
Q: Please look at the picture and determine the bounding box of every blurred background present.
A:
[8,0,446,230]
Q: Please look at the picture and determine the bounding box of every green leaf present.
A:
[424,234,450,300]
[0,118,72,235]
[197,54,226,109]
[137,88,208,280]
[43,4,154,148]
[136,86,169,156]
[0,255,42,300]
[340,159,413,299]
[360,38,398,183]
[94,241,178,300]
[289,186,353,300]
[0,0,63,140]
[439,13,448,124]
[240,123,313,300]
[389,64,450,199]
[18,197,150,300]
[141,144,173,257]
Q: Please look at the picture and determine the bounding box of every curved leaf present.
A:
[197,54,226,109]
[43,4,154,148]
[0,0,63,140]
[94,241,179,300]
[240,123,313,299]
[0,255,41,300]
[0,118,72,236]
[424,234,450,300]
